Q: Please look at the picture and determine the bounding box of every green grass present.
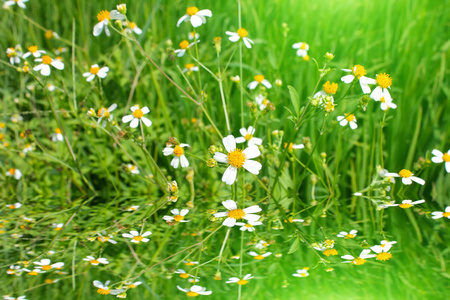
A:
[1,0,449,299]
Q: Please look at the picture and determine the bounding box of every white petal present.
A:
[130,118,139,128]
[243,160,262,174]
[214,152,228,163]
[410,177,425,185]
[122,115,134,123]
[190,15,203,28]
[163,147,174,156]
[180,155,189,168]
[141,107,150,114]
[40,65,51,76]
[171,157,180,169]
[223,217,237,227]
[177,15,189,27]
[262,79,272,89]
[228,35,240,42]
[235,137,246,144]
[341,75,354,83]
[197,9,212,17]
[247,81,258,90]
[222,200,237,211]
[244,205,262,214]
[51,60,64,70]
[243,146,260,159]
[370,86,383,100]
[243,38,252,48]
[223,135,237,152]
[141,117,152,127]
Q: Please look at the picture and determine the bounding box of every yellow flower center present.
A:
[284,143,294,150]
[174,215,184,222]
[45,30,54,39]
[97,10,110,22]
[244,224,253,228]
[398,169,412,178]
[228,209,246,220]
[345,234,355,239]
[133,109,144,118]
[186,291,199,297]
[8,168,16,175]
[129,284,137,288]
[254,255,265,260]
[90,259,100,264]
[9,205,15,209]
[90,66,100,75]
[345,113,355,122]
[376,73,392,89]
[179,40,190,49]
[185,63,195,70]
[55,128,61,134]
[353,258,366,265]
[442,212,450,218]
[352,65,366,79]
[97,288,110,295]
[302,55,310,61]
[237,279,248,285]
[376,252,392,261]
[132,236,144,242]
[300,43,307,50]
[254,75,265,83]
[227,149,246,168]
[28,271,38,275]
[28,45,38,53]
[185,262,195,266]
[323,249,338,256]
[173,145,184,157]
[42,265,52,271]
[262,99,269,105]
[324,101,335,112]
[237,28,248,38]
[442,153,450,162]
[45,279,54,284]
[399,203,412,209]
[323,81,338,94]
[244,133,253,140]
[42,55,52,65]
[179,273,190,279]
[380,97,386,103]
[129,22,137,29]
[186,6,199,16]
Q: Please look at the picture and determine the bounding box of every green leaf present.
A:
[288,237,300,254]
[288,85,300,116]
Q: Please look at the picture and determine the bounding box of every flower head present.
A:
[341,65,376,94]
[122,105,152,128]
[83,256,109,265]
[163,143,190,168]
[255,94,272,110]
[292,268,309,277]
[214,200,261,227]
[337,230,358,239]
[177,7,212,28]
[6,168,22,180]
[124,21,143,35]
[431,149,450,173]
[33,55,64,76]
[177,285,212,297]
[431,206,450,219]
[23,45,46,58]
[371,240,397,261]
[248,75,272,90]
[341,249,376,265]
[83,64,109,82]
[51,128,63,142]
[247,251,272,260]
[235,126,262,146]
[174,40,197,57]
[213,135,262,185]
[93,280,124,295]
[93,9,125,36]
[4,0,28,9]
[226,274,253,285]
[163,209,190,223]
[384,169,425,185]
[235,220,263,232]
[292,42,309,57]
[122,230,152,243]
[33,259,64,271]
[226,28,254,48]
[6,45,23,65]
[337,113,358,129]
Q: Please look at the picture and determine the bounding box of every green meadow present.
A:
[1,0,449,299]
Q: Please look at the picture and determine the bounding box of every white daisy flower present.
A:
[235,126,262,146]
[292,268,309,277]
[284,143,304,151]
[93,280,125,295]
[213,135,262,185]
[34,259,64,271]
[341,65,376,94]
[174,40,197,57]
[6,265,23,276]
[177,7,212,28]
[167,180,178,192]
[337,230,358,239]
[6,45,23,65]
[51,128,63,142]
[122,105,152,128]
[183,260,199,266]
[247,251,272,260]
[175,269,193,279]
[337,113,358,129]
[46,83,56,91]
[226,28,254,49]
[431,206,450,219]
[162,143,190,168]
[384,169,425,185]
[255,240,270,249]
[392,199,426,209]
[235,220,263,232]
[96,103,117,127]
[52,223,64,230]
[378,89,397,111]
[83,256,109,265]
[226,274,253,285]
[54,47,68,55]
[370,240,397,261]
[6,168,22,180]
[255,94,271,110]
[230,75,240,83]
[4,0,28,9]
[214,200,261,227]
[23,268,44,275]
[124,21,143,35]
[292,42,309,57]
[370,73,392,101]
[23,45,46,58]
[182,63,199,73]
[126,164,140,175]
[188,31,200,40]
[33,55,64,76]
[341,249,376,265]
[3,296,27,300]
[10,113,23,123]
[93,10,125,37]
[6,202,21,209]
[83,64,109,82]
[122,230,152,243]
[431,149,450,172]
[163,209,190,223]
[177,285,212,297]
[96,232,117,244]
[248,75,272,90]
[125,281,142,289]
[126,205,140,212]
